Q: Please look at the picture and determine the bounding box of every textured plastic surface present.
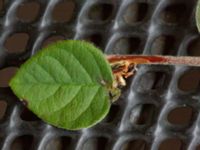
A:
[0,0,200,150]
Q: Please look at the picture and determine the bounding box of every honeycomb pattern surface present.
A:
[0,0,200,150]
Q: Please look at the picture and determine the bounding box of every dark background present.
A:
[0,0,200,150]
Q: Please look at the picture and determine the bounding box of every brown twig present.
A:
[107,55,200,87]
[107,55,200,66]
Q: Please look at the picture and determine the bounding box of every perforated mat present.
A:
[0,0,200,150]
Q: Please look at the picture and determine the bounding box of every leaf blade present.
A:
[10,40,113,130]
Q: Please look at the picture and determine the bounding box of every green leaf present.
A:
[196,0,200,32]
[9,40,114,130]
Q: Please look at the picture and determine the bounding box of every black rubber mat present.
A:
[0,0,200,150]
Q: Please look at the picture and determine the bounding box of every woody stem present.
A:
[107,55,200,67]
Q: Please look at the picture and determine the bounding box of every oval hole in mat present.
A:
[104,104,120,123]
[137,72,167,92]
[113,37,141,54]
[83,137,108,150]
[0,67,18,87]
[123,2,148,25]
[20,107,40,121]
[88,3,113,21]
[160,4,186,24]
[187,37,200,56]
[4,33,29,53]
[17,1,40,22]
[0,100,7,120]
[130,104,156,126]
[167,106,193,126]
[121,139,149,150]
[84,33,102,48]
[11,135,34,150]
[52,1,75,23]
[196,145,200,150]
[159,138,184,150]
[178,70,200,92]
[42,35,65,48]
[151,35,175,55]
[45,136,72,150]
[0,0,4,11]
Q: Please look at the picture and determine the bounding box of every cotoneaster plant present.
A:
[9,40,200,130]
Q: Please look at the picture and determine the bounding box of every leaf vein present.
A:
[71,87,101,122]
[58,48,93,82]
[37,85,61,110]
[49,86,83,114]
[43,55,73,81]
[33,61,56,82]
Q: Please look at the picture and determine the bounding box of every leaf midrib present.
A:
[12,82,105,86]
